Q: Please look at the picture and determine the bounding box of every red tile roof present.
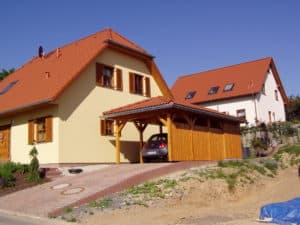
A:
[103,96,242,122]
[171,57,288,104]
[0,29,157,117]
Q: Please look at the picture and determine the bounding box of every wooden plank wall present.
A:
[171,121,242,161]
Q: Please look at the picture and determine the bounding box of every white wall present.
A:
[256,69,286,123]
[202,68,286,126]
[202,96,257,125]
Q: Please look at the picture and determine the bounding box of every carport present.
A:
[103,96,243,164]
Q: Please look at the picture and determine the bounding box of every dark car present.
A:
[142,133,168,162]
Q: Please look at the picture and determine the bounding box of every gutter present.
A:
[0,99,55,118]
[103,102,242,123]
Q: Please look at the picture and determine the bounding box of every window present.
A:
[0,81,18,95]
[268,111,272,123]
[208,86,219,95]
[223,83,234,92]
[28,116,52,144]
[129,73,151,97]
[96,63,123,91]
[273,112,275,121]
[185,91,196,100]
[262,83,266,95]
[275,90,278,101]
[236,109,246,120]
[101,119,114,136]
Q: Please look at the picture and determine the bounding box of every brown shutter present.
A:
[28,120,34,144]
[96,63,104,86]
[45,116,53,142]
[145,77,151,97]
[129,72,135,93]
[101,119,106,136]
[116,69,123,91]
[110,121,115,135]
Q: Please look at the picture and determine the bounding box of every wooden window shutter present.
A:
[116,69,123,91]
[96,63,104,86]
[145,77,151,97]
[129,72,135,93]
[111,121,115,135]
[101,119,106,136]
[28,120,34,144]
[45,116,53,142]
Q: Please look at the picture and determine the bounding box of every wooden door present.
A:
[0,125,10,161]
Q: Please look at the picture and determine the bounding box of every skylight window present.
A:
[208,86,219,95]
[223,83,234,92]
[0,81,18,95]
[185,91,196,100]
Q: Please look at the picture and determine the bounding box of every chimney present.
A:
[38,46,44,58]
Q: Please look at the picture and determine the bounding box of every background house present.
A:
[172,57,288,126]
[0,29,172,164]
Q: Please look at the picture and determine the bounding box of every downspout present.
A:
[253,94,258,125]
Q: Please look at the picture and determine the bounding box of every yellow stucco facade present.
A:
[0,49,164,164]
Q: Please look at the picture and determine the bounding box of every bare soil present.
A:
[0,172,50,197]
[79,166,300,225]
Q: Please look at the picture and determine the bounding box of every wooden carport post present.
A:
[159,114,172,161]
[115,120,127,164]
[134,121,148,163]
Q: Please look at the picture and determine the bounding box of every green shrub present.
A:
[26,146,42,183]
[263,162,278,174]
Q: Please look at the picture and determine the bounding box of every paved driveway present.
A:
[0,161,209,218]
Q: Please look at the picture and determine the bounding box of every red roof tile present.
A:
[171,57,288,104]
[0,29,153,117]
[103,96,242,122]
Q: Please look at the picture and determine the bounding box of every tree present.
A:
[286,95,300,122]
[0,68,15,81]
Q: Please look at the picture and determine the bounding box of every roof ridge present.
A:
[177,56,272,80]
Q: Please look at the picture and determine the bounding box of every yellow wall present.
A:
[57,49,163,163]
[0,106,59,164]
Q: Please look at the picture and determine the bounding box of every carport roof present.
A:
[103,96,243,122]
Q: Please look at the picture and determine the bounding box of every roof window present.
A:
[223,83,234,92]
[0,81,18,95]
[185,91,196,100]
[208,86,219,95]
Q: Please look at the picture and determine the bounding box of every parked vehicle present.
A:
[142,133,168,162]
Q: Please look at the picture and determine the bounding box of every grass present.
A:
[125,179,177,199]
[63,207,73,213]
[88,198,112,208]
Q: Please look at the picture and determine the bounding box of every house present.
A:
[172,57,288,126]
[0,28,243,164]
[0,29,172,164]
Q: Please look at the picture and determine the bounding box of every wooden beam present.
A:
[133,121,148,163]
[115,120,127,164]
[115,123,121,164]
[167,114,173,162]
[159,117,167,126]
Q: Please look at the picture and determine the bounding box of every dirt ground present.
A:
[80,166,300,225]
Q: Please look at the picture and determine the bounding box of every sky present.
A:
[0,0,299,96]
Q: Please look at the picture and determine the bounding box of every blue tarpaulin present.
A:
[260,198,300,225]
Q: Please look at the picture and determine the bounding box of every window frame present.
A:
[129,72,151,97]
[223,83,234,92]
[28,116,53,144]
[236,109,246,120]
[275,90,279,101]
[208,86,219,95]
[185,91,196,100]
[96,63,123,91]
[100,119,114,136]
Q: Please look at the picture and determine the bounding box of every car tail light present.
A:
[159,143,166,149]
[143,143,148,149]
